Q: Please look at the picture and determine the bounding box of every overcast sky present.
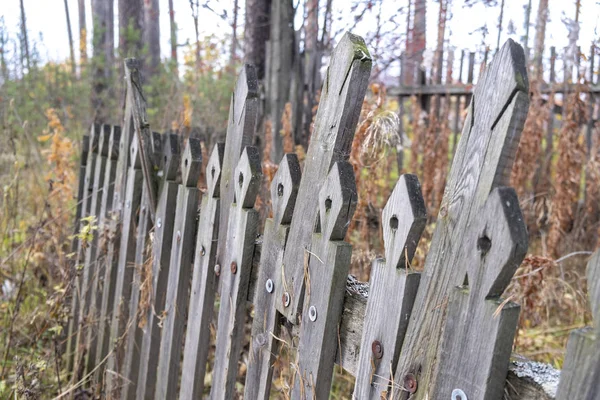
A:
[2,0,600,78]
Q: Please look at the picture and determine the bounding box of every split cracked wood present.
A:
[556,249,600,399]
[292,161,357,399]
[154,138,202,400]
[275,32,372,324]
[393,39,530,399]
[179,143,225,400]
[244,153,302,400]
[210,146,262,400]
[353,174,427,399]
[135,133,180,400]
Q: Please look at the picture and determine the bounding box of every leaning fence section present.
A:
[64,33,599,400]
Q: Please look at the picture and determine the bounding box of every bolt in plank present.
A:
[154,138,202,400]
[135,134,181,400]
[393,39,530,399]
[557,249,600,399]
[292,161,357,399]
[275,33,372,323]
[353,174,426,399]
[179,143,225,400]
[433,187,527,399]
[244,154,301,400]
[210,146,262,400]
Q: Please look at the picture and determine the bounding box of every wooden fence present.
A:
[64,33,599,400]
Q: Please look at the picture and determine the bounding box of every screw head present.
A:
[214,264,221,276]
[156,218,162,228]
[282,292,290,307]
[265,279,274,293]
[452,389,467,400]
[230,261,237,274]
[200,246,206,256]
[176,230,181,243]
[308,306,317,322]
[371,340,384,359]
[403,373,417,394]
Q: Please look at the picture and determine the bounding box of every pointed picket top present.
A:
[162,133,181,181]
[107,126,121,161]
[206,143,225,199]
[181,137,203,187]
[271,154,301,227]
[234,146,262,209]
[587,251,600,333]
[382,174,427,269]
[465,187,528,301]
[230,64,259,128]
[317,162,357,241]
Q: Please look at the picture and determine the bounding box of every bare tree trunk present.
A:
[119,0,143,59]
[91,0,115,123]
[78,0,87,65]
[230,0,239,66]
[521,0,532,59]
[168,0,177,69]
[19,0,31,73]
[533,0,548,81]
[64,0,76,75]
[190,1,202,68]
[405,0,426,85]
[244,0,271,80]
[496,0,505,54]
[143,0,161,78]
[433,0,447,85]
[301,0,319,146]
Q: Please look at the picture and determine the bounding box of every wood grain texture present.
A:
[179,143,224,400]
[244,154,301,400]
[353,174,426,399]
[394,39,530,400]
[292,161,357,399]
[210,146,262,400]
[154,138,202,400]
[433,187,527,400]
[556,250,600,400]
[135,133,181,400]
[216,65,258,294]
[276,32,372,323]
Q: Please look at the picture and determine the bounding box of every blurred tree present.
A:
[404,0,426,85]
[91,0,114,123]
[19,0,31,73]
[119,0,143,60]
[144,0,161,77]
[169,0,178,70]
[78,0,87,65]
[64,0,76,75]
[244,0,271,80]
[533,0,548,80]
[230,0,239,65]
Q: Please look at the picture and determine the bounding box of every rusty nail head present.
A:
[371,340,383,359]
[403,373,417,394]
[283,292,290,307]
[214,264,221,276]
[230,261,237,274]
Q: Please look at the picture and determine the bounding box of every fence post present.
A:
[135,134,180,400]
[244,153,302,400]
[210,146,262,399]
[353,174,426,399]
[393,39,530,399]
[275,32,372,324]
[154,138,202,399]
[556,249,600,398]
[179,143,225,400]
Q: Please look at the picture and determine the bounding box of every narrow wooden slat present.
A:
[179,143,225,400]
[105,134,144,395]
[210,146,262,400]
[292,161,357,399]
[154,138,202,399]
[244,154,301,400]
[394,39,530,399]
[135,134,181,400]
[353,174,426,399]
[556,250,600,399]
[433,187,527,399]
[276,32,372,323]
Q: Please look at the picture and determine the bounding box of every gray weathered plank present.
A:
[292,161,357,399]
[556,249,600,400]
[244,154,302,400]
[179,143,225,400]
[353,174,426,399]
[135,134,181,400]
[216,65,259,293]
[210,146,262,400]
[154,138,202,400]
[275,32,372,323]
[393,39,530,399]
[433,187,528,400]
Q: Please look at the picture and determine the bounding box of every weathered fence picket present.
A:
[64,34,599,400]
